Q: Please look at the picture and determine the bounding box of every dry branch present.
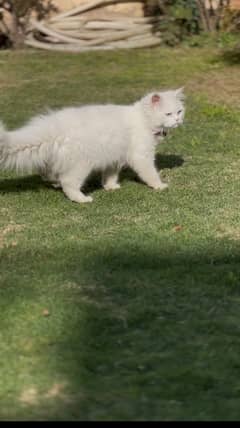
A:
[50,0,143,22]
[25,34,161,51]
[24,0,162,52]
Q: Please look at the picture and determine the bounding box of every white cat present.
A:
[0,89,185,203]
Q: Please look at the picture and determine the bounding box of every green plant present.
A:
[152,1,234,45]
[0,0,57,48]
[154,1,201,45]
[221,8,240,32]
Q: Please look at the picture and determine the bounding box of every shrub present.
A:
[0,0,57,48]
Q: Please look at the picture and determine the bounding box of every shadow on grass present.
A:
[1,235,240,420]
[220,46,240,65]
[155,153,184,170]
[0,154,184,195]
[0,175,45,193]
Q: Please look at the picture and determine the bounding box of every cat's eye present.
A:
[166,113,172,116]
[177,110,182,114]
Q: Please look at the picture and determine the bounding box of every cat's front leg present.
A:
[130,155,168,190]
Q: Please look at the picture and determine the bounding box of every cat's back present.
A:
[35,104,132,154]
[57,103,130,128]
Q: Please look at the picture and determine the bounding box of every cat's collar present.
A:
[153,128,168,138]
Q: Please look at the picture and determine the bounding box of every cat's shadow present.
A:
[0,154,184,194]
[0,175,44,193]
[155,153,184,170]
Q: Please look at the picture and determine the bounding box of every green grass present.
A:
[0,43,240,420]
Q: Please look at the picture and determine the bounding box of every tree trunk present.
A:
[7,9,25,48]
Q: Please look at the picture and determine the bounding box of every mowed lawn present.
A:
[0,42,240,421]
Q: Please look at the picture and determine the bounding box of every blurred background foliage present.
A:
[0,0,239,48]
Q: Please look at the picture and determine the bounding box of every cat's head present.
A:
[142,88,185,137]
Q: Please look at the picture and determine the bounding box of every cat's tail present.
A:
[0,121,11,170]
[0,121,6,144]
[0,119,47,174]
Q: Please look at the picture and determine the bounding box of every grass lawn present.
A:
[0,38,240,420]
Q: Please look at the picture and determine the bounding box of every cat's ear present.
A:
[151,94,161,106]
[175,87,185,100]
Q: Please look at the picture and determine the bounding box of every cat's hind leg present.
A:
[102,167,121,191]
[41,175,61,189]
[40,168,61,189]
[60,164,93,203]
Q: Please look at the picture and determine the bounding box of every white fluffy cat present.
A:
[0,89,185,203]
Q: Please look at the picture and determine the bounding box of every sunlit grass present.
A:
[0,44,240,420]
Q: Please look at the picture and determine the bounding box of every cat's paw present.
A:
[52,182,61,189]
[81,195,93,203]
[66,193,93,203]
[153,182,168,191]
[104,183,121,191]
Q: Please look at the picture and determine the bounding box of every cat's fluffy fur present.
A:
[0,89,185,203]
